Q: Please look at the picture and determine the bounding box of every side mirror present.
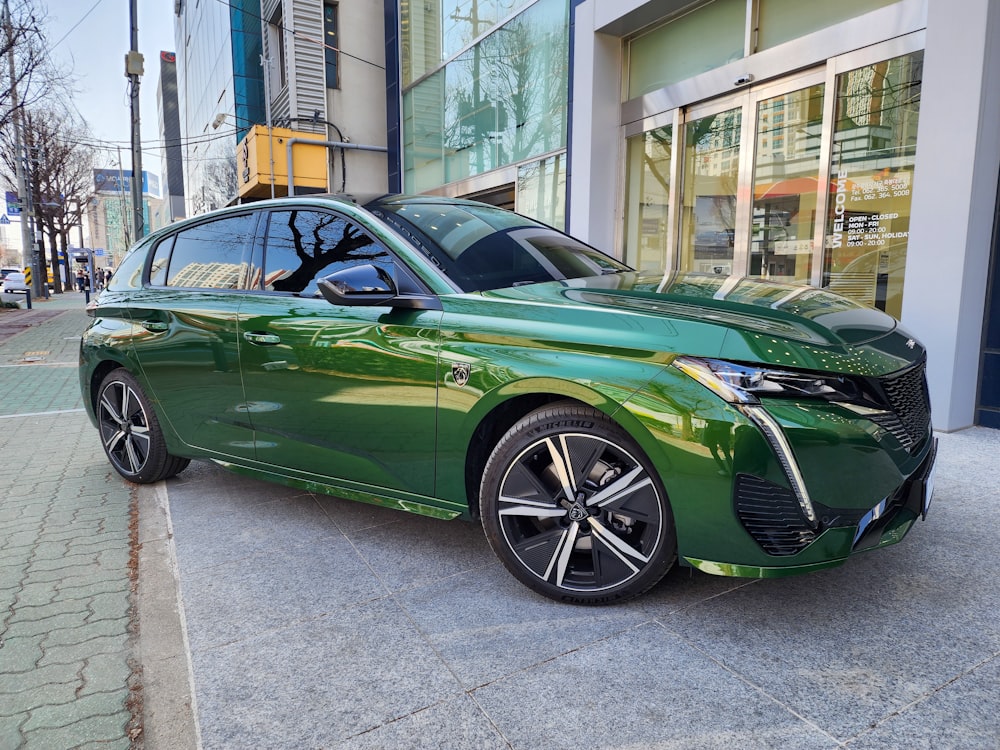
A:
[317,264,441,310]
[318,264,397,306]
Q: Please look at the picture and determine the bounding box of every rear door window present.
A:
[154,213,256,289]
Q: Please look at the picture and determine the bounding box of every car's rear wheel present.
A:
[480,403,676,605]
[97,369,190,483]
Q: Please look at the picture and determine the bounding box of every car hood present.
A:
[476,272,922,376]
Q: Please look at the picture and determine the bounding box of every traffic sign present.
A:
[0,214,9,224]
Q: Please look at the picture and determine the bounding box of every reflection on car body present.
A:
[79,194,935,604]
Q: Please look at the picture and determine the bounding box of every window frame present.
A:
[323,2,339,90]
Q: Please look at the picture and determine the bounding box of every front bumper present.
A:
[684,436,937,578]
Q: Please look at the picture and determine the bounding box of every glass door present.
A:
[672,71,828,280]
[749,77,827,282]
[624,41,923,315]
[822,50,923,318]
[679,100,745,276]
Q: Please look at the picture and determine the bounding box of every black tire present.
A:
[96,368,190,483]
[480,402,676,605]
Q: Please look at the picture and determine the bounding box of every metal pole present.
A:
[3,0,42,296]
[127,0,144,241]
[286,139,387,198]
[259,23,275,198]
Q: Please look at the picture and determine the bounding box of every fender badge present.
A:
[452,363,471,387]
[906,339,916,349]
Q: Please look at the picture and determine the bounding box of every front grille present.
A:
[734,474,816,556]
[874,361,931,451]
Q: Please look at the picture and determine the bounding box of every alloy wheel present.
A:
[98,379,152,477]
[495,431,665,594]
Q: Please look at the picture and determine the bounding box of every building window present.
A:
[324,3,339,89]
[268,7,287,91]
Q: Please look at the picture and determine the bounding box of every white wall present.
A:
[567,0,624,254]
[325,0,388,197]
[903,0,1000,431]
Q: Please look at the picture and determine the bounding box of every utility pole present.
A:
[3,0,42,296]
[126,0,144,242]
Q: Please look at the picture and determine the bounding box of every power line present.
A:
[212,0,385,71]
[48,0,106,50]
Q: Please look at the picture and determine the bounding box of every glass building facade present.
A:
[174,0,265,215]
[399,0,570,227]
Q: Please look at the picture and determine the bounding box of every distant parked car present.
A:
[2,270,28,292]
[78,194,936,605]
[0,268,20,281]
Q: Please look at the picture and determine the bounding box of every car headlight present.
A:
[673,356,861,405]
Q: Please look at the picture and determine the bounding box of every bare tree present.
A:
[0,0,60,133]
[0,108,96,293]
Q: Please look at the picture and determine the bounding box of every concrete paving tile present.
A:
[2,611,90,641]
[397,565,651,688]
[21,690,128,732]
[0,663,83,702]
[847,656,1000,749]
[329,694,509,749]
[84,589,131,621]
[178,539,388,651]
[56,577,128,601]
[42,617,130,648]
[472,622,837,750]
[0,635,44,672]
[23,562,109,587]
[165,460,305,515]
[346,513,496,593]
[0,529,43,554]
[96,547,130,572]
[170,494,343,572]
[652,567,995,741]
[314,492,411,533]
[634,564,762,615]
[0,684,81,722]
[39,634,129,669]
[5,598,91,627]
[28,550,105,574]
[21,712,129,750]
[0,561,28,591]
[79,651,134,696]
[191,597,464,749]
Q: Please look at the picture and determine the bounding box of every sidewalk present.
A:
[0,292,139,749]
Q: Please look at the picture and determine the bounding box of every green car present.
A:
[79,195,935,604]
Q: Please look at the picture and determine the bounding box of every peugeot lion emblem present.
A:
[906,339,916,350]
[452,363,471,387]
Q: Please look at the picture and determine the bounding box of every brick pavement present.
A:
[0,294,139,749]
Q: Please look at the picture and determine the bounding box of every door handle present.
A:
[243,331,281,345]
[141,321,169,332]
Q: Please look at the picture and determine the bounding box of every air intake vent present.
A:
[735,474,816,556]
[876,361,931,452]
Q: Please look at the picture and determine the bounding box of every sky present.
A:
[42,0,178,176]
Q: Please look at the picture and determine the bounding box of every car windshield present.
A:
[368,199,630,292]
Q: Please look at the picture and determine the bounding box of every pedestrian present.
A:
[75,268,85,292]
[104,268,113,287]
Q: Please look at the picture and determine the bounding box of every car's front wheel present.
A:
[480,403,676,605]
[96,369,190,483]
